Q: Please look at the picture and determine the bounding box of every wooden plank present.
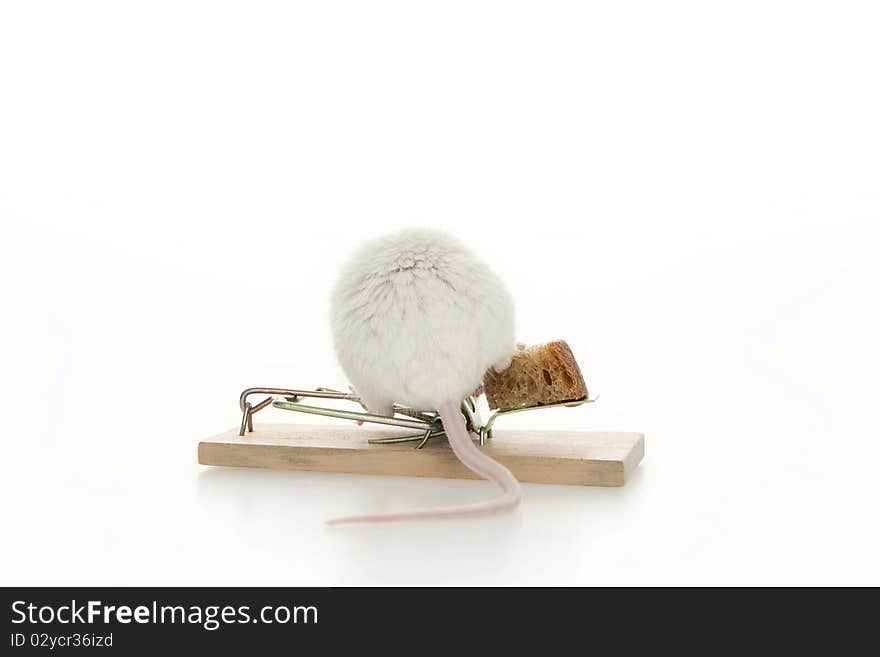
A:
[199,424,644,487]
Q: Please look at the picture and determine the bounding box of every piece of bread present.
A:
[483,340,588,410]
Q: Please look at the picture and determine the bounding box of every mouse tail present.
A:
[326,399,521,525]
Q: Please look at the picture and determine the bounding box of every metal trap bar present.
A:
[238,387,595,448]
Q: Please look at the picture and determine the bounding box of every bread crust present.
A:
[483,340,588,410]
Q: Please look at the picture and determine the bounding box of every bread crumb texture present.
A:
[483,340,588,410]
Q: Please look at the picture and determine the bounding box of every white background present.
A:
[2,1,878,585]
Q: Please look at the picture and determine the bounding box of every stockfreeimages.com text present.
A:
[11,600,317,631]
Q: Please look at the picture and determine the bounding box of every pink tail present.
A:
[326,399,521,525]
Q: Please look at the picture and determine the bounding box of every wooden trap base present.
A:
[199,424,644,487]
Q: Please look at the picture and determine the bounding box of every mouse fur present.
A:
[330,228,516,414]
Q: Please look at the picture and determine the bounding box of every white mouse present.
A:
[328,227,520,523]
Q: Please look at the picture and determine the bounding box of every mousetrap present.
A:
[198,386,644,486]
